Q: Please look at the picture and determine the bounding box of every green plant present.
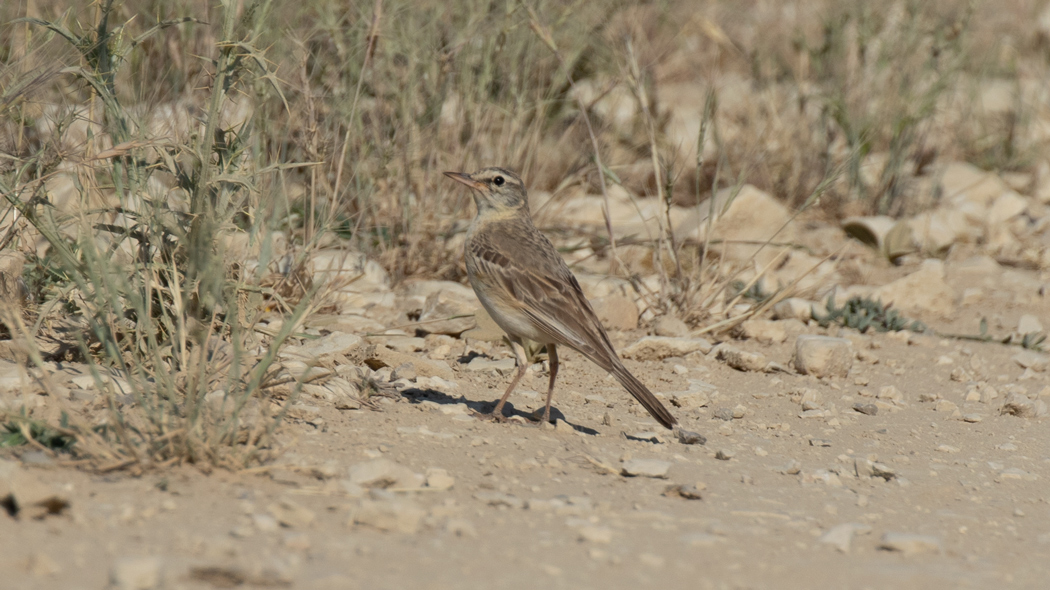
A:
[1,410,76,452]
[1018,331,1046,351]
[815,296,926,333]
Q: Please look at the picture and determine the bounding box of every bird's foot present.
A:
[526,408,554,428]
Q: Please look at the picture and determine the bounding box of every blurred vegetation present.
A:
[5,1,1045,273]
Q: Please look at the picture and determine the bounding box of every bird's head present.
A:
[443,167,528,214]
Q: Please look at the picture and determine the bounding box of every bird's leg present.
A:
[540,343,559,424]
[483,339,529,421]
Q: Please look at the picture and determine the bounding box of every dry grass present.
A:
[1,0,1046,468]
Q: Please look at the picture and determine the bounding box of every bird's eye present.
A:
[493,176,505,186]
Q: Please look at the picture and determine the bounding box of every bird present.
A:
[443,167,677,429]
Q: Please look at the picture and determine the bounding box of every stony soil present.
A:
[3,250,1050,590]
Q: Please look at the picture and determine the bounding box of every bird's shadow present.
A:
[399,387,597,435]
[455,350,493,364]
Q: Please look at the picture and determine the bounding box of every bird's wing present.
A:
[469,218,678,429]
[468,220,616,363]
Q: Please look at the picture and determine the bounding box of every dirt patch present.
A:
[3,279,1049,588]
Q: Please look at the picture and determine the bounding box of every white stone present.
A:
[675,184,796,266]
[267,499,316,528]
[735,320,788,344]
[417,284,480,335]
[463,357,517,373]
[871,260,955,316]
[110,557,162,590]
[311,249,390,293]
[348,459,425,489]
[772,298,817,322]
[997,468,1039,482]
[793,335,852,378]
[877,385,903,404]
[280,332,362,363]
[716,346,768,372]
[819,523,872,553]
[591,295,639,331]
[0,459,70,519]
[987,190,1028,226]
[620,459,671,478]
[1017,314,1044,336]
[621,336,712,361]
[424,468,455,491]
[1001,393,1039,418]
[878,532,942,555]
[939,161,1009,208]
[349,499,425,533]
[653,315,689,337]
[577,525,613,544]
[252,513,280,532]
[473,491,525,509]
[366,346,455,380]
[0,360,27,394]
[1013,350,1049,372]
[669,390,710,410]
[0,251,25,304]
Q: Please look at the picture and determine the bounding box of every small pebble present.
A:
[819,523,872,553]
[878,532,942,555]
[110,557,162,590]
[252,513,280,533]
[267,499,316,529]
[621,459,672,478]
[663,484,704,500]
[675,428,706,445]
[554,419,575,434]
[852,403,878,416]
[871,463,896,481]
[713,407,735,421]
[425,468,455,491]
[446,518,477,538]
[714,449,735,461]
[996,468,1038,482]
[473,492,525,509]
[577,526,613,544]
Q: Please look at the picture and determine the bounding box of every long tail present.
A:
[608,360,677,429]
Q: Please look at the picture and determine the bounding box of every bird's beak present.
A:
[443,171,486,191]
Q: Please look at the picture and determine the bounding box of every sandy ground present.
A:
[2,259,1050,590]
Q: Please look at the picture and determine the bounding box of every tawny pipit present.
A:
[444,167,677,429]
